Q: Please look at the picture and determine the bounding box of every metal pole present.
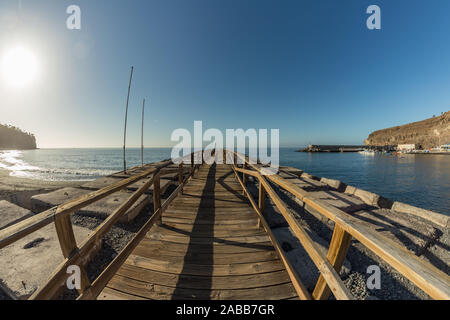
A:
[141,98,145,167]
[123,66,134,173]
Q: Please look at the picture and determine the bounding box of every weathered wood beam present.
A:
[312,225,352,300]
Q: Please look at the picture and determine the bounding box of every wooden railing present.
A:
[226,150,450,300]
[0,151,204,300]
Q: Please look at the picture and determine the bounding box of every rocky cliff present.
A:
[364,111,449,149]
[0,124,37,150]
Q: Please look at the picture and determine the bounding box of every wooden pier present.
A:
[0,150,448,300]
[99,164,297,300]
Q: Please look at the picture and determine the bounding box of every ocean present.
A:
[0,148,449,215]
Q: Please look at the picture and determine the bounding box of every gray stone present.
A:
[353,188,380,207]
[279,166,303,178]
[0,200,33,230]
[300,172,320,180]
[320,177,344,191]
[392,201,448,228]
[31,187,89,213]
[0,223,92,299]
[31,187,150,223]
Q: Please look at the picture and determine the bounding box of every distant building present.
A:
[441,144,450,151]
[397,144,416,152]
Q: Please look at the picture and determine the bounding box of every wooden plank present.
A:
[149,226,267,238]
[161,216,258,226]
[137,238,275,254]
[161,222,261,232]
[98,287,148,300]
[149,225,266,238]
[106,274,297,300]
[145,233,270,245]
[116,264,291,290]
[162,211,258,221]
[133,246,278,264]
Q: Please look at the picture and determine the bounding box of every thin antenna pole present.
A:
[123,66,134,173]
[141,98,145,167]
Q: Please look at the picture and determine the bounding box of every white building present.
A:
[440,144,450,151]
[397,144,416,152]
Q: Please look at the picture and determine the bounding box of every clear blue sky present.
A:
[1,0,449,148]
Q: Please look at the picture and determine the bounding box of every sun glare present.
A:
[1,46,38,87]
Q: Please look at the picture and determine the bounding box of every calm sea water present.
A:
[0,148,448,215]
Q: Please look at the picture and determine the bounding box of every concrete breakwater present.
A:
[0,160,448,300]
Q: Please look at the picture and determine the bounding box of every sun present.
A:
[1,46,38,87]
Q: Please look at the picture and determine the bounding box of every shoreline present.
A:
[0,168,84,209]
[0,168,84,192]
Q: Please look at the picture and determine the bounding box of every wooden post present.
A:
[123,66,134,174]
[312,225,352,300]
[178,163,183,194]
[141,98,145,167]
[258,179,266,228]
[153,172,161,225]
[242,162,247,195]
[78,266,91,294]
[54,214,77,258]
[54,214,92,296]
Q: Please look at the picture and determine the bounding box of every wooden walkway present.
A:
[2,151,448,300]
[98,164,298,300]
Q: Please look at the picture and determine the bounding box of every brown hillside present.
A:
[364,111,449,149]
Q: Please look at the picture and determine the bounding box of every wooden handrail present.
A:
[230,163,353,300]
[228,150,450,300]
[231,164,312,299]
